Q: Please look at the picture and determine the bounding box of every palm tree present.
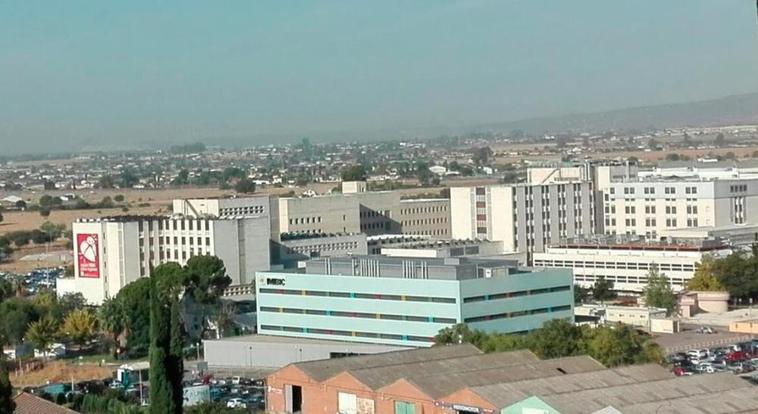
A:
[213,301,236,339]
[11,274,25,298]
[98,298,125,358]
[25,317,57,359]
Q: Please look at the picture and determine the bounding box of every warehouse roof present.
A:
[293,344,481,382]
[345,349,538,390]
[540,372,751,413]
[468,363,672,409]
[405,355,605,398]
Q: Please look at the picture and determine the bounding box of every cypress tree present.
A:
[0,352,15,414]
[169,298,184,411]
[148,273,176,414]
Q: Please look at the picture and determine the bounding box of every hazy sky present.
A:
[1,0,758,154]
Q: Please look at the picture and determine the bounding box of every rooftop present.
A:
[548,236,728,252]
[13,392,80,414]
[293,344,482,382]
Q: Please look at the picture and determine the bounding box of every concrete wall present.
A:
[203,336,408,369]
[279,196,361,234]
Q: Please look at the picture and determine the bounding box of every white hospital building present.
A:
[61,213,273,305]
[533,239,732,293]
[450,182,594,261]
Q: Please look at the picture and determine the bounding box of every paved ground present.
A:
[655,330,755,354]
[682,308,758,327]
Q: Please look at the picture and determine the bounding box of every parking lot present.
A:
[667,334,758,379]
[656,329,754,354]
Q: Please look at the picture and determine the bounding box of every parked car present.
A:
[227,398,247,409]
[696,326,716,334]
[688,349,708,361]
[726,351,748,362]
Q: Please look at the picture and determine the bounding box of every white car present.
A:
[227,398,247,409]
[688,349,708,360]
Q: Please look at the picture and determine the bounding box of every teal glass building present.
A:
[255,256,573,347]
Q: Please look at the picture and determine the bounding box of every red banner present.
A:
[77,233,100,278]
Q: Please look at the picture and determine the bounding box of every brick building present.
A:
[265,345,758,414]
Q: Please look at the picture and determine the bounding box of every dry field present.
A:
[10,361,113,388]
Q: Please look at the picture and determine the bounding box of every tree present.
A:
[212,301,236,339]
[0,350,15,414]
[39,208,51,217]
[0,298,37,345]
[119,169,139,188]
[99,297,125,358]
[117,278,152,357]
[341,165,367,181]
[38,195,55,208]
[14,200,26,210]
[643,265,677,314]
[592,276,616,303]
[582,324,644,367]
[574,284,590,305]
[0,212,3,223]
[59,309,98,346]
[234,178,256,194]
[172,169,190,186]
[25,317,58,357]
[715,133,726,147]
[528,319,582,359]
[149,265,184,414]
[98,175,115,189]
[184,256,231,304]
[687,257,724,291]
[114,194,125,203]
[58,293,87,317]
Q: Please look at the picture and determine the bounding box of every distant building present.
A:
[379,238,505,259]
[62,214,273,304]
[602,177,758,239]
[533,237,731,293]
[450,182,594,262]
[255,256,573,347]
[276,233,368,269]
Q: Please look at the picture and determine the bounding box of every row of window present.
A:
[399,206,447,215]
[289,216,323,225]
[533,260,695,272]
[259,324,435,343]
[219,206,265,215]
[284,242,360,253]
[463,285,570,303]
[259,306,457,324]
[575,274,685,285]
[401,217,448,226]
[139,219,211,232]
[463,304,572,323]
[258,288,457,304]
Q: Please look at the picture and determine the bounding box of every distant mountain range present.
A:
[470,92,758,136]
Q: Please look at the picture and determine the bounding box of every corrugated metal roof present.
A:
[469,363,672,408]
[348,349,538,390]
[542,373,751,414]
[406,355,605,398]
[293,343,482,381]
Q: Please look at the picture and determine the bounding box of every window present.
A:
[395,401,416,414]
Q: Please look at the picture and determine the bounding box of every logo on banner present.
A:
[77,233,100,278]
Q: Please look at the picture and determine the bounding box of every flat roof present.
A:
[205,334,406,348]
[551,241,727,252]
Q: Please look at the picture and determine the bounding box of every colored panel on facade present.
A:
[76,233,100,278]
